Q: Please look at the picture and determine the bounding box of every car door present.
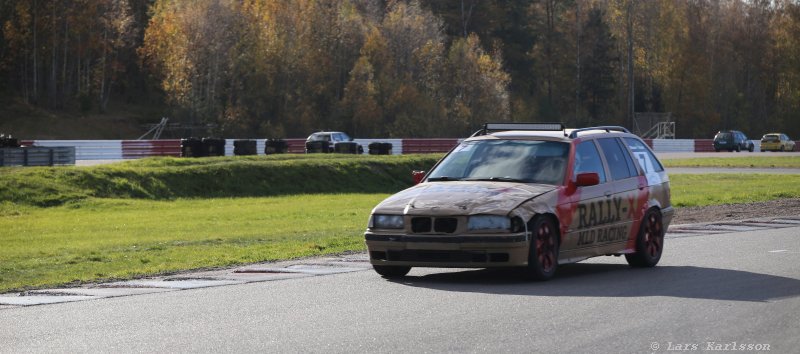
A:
[559,139,612,262]
[593,137,642,255]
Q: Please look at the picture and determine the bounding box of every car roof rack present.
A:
[567,126,630,139]
[471,122,565,137]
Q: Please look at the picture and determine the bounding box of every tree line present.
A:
[2,0,799,139]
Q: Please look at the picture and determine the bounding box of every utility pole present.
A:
[627,0,635,129]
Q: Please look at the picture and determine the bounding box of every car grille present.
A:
[370,250,509,263]
[411,217,458,233]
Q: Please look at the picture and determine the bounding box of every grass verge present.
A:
[1,169,799,293]
[0,195,386,293]
[662,156,800,168]
[0,154,442,207]
[668,174,800,207]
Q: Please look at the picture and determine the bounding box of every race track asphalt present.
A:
[1,223,798,353]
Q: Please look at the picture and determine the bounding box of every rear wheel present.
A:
[625,208,664,268]
[735,145,741,152]
[780,145,785,152]
[523,216,559,281]
[748,144,754,152]
[373,265,411,278]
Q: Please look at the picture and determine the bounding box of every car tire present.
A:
[372,265,411,278]
[714,148,720,152]
[780,145,785,152]
[625,208,664,268]
[522,216,559,281]
[748,144,754,152]
[735,145,741,152]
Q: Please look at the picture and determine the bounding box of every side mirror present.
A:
[412,170,426,185]
[575,172,600,187]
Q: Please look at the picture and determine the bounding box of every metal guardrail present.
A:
[0,147,76,166]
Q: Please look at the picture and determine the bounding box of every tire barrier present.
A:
[203,138,226,157]
[306,140,330,153]
[23,137,789,162]
[233,140,257,156]
[265,139,288,154]
[181,138,205,157]
[368,142,393,155]
[334,141,363,154]
[0,134,20,148]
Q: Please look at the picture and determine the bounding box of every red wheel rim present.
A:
[535,222,556,272]
[643,213,663,258]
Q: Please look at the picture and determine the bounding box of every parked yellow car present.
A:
[760,133,795,152]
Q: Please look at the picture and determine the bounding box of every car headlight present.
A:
[468,215,511,232]
[371,214,404,229]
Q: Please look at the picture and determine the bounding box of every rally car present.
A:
[365,123,673,280]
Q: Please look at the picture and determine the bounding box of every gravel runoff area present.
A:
[672,198,800,225]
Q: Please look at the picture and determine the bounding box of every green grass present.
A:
[662,156,800,168]
[0,195,387,293]
[0,154,442,206]
[669,174,800,207]
[1,153,799,293]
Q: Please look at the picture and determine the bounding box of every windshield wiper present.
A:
[427,176,461,182]
[464,177,529,183]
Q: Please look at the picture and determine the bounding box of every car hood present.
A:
[372,181,557,216]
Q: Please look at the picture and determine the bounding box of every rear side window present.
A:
[624,138,664,173]
[573,141,607,183]
[598,138,637,180]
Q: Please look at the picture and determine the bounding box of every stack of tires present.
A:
[233,140,257,156]
[334,142,362,154]
[368,142,392,155]
[265,139,287,154]
[181,138,205,157]
[306,140,330,153]
[203,138,226,157]
[0,134,20,148]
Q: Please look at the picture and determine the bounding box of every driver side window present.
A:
[573,141,607,183]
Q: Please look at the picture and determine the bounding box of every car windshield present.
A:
[427,139,570,185]
[308,133,330,142]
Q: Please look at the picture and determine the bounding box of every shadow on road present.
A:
[391,263,800,302]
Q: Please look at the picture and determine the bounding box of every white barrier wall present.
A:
[652,139,695,153]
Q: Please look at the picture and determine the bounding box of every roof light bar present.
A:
[484,122,565,132]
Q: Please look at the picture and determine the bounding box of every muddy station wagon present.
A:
[365,123,674,280]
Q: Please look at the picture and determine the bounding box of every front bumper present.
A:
[365,231,530,268]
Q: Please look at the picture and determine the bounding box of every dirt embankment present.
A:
[672,198,800,225]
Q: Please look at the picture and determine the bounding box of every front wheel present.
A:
[373,265,411,278]
[626,208,665,268]
[522,216,559,281]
